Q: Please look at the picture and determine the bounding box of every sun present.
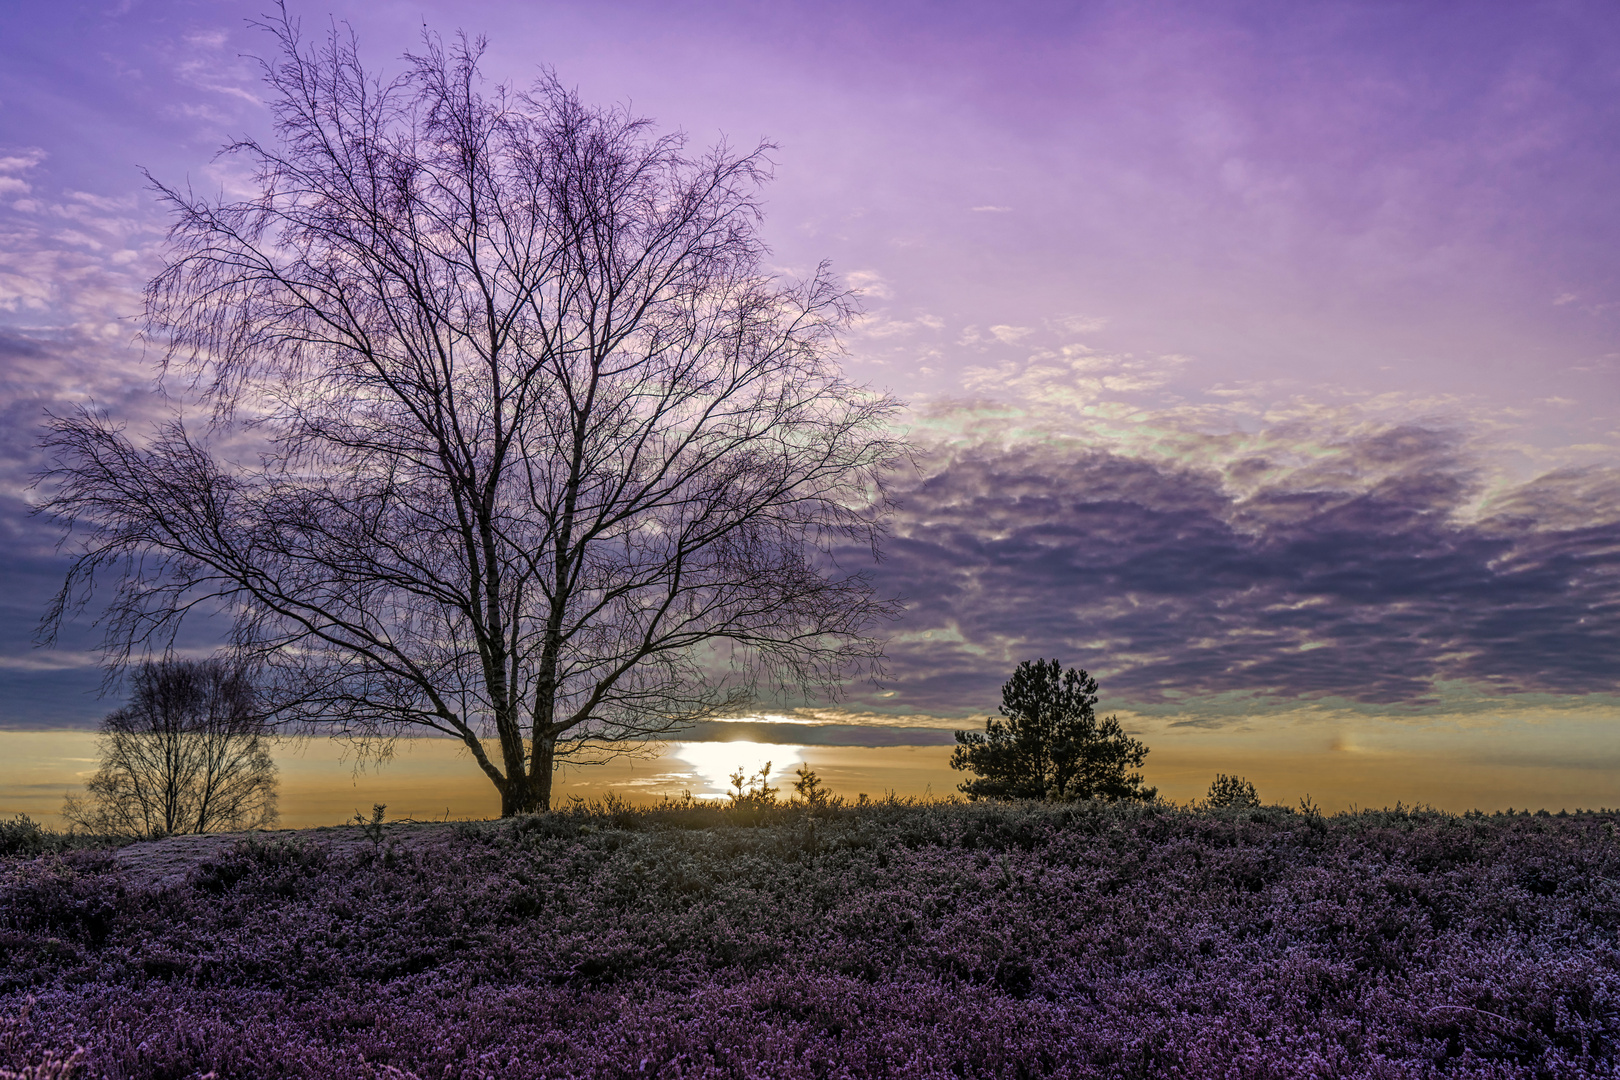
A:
[673,741,807,799]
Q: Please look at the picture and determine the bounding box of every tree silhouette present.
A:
[38,8,904,815]
[63,658,278,838]
[951,659,1155,801]
[1205,773,1259,809]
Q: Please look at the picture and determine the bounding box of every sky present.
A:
[1,0,1617,787]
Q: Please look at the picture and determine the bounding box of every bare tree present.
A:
[38,10,905,815]
[64,658,279,838]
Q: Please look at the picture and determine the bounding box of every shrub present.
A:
[791,765,832,808]
[1205,773,1261,809]
[4,802,1619,1077]
[0,818,57,861]
[727,763,780,809]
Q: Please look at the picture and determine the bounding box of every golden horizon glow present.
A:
[3,706,1618,831]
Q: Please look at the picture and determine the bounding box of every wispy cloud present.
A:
[961,345,1186,409]
[0,150,47,176]
[844,269,893,301]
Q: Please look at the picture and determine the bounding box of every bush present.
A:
[4,802,1620,1077]
[0,816,114,861]
[0,817,57,860]
[1205,773,1260,809]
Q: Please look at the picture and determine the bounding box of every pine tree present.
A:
[1205,773,1260,809]
[951,659,1155,801]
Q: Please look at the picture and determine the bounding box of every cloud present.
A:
[0,651,101,673]
[849,312,945,341]
[0,149,46,176]
[960,345,1185,409]
[1050,314,1108,335]
[0,165,183,722]
[0,668,106,729]
[0,186,162,320]
[843,269,894,301]
[183,29,230,49]
[170,27,264,108]
[844,411,1620,715]
[679,721,955,747]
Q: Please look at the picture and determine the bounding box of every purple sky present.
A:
[1,0,1617,732]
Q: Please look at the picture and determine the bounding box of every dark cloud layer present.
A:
[8,411,1618,728]
[0,668,104,730]
[0,554,108,728]
[853,424,1620,714]
[681,722,955,747]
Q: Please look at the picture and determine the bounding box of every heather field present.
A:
[2,800,1618,1079]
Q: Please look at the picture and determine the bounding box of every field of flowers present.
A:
[2,798,1618,1078]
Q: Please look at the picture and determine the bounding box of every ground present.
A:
[2,799,1617,1078]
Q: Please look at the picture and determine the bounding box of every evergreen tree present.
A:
[1205,773,1260,809]
[951,659,1155,801]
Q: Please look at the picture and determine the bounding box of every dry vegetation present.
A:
[2,798,1618,1078]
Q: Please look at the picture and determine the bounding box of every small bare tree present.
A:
[64,658,279,838]
[38,9,903,815]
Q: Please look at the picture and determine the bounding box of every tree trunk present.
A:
[498,736,555,816]
[532,736,555,813]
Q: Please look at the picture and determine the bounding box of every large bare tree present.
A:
[38,12,904,815]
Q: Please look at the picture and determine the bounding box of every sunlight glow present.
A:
[673,740,806,798]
